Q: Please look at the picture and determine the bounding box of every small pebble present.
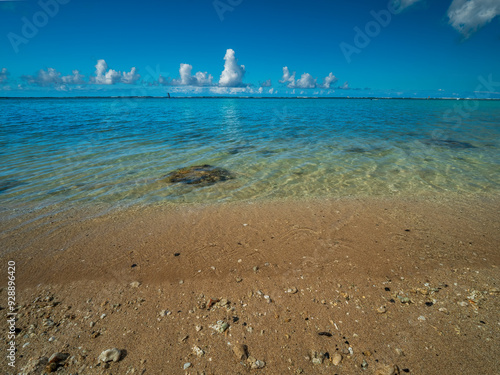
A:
[318,332,332,337]
[48,352,69,364]
[252,359,266,369]
[375,364,399,375]
[192,346,204,357]
[99,348,122,363]
[232,344,248,360]
[331,352,342,365]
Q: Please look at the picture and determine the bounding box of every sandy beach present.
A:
[1,195,499,374]
[2,0,500,372]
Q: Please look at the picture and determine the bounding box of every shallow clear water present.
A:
[0,98,499,209]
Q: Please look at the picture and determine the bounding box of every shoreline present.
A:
[1,195,499,374]
[1,194,499,286]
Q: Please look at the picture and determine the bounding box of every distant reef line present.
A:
[1,96,499,100]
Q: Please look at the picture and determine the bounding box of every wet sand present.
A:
[1,195,499,374]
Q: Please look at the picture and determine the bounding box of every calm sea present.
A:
[0,98,499,211]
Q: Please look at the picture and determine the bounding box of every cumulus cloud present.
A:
[92,60,120,84]
[92,59,140,85]
[219,49,246,87]
[280,67,337,89]
[22,68,86,87]
[447,0,500,37]
[0,68,9,83]
[279,67,295,85]
[122,67,140,84]
[171,63,213,86]
[22,68,61,86]
[62,70,85,85]
[294,73,317,89]
[322,73,338,89]
[260,79,272,87]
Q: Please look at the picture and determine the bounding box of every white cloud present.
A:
[22,67,87,88]
[23,68,61,86]
[61,70,85,85]
[171,63,213,86]
[209,86,251,95]
[279,67,295,85]
[0,68,9,83]
[219,49,246,87]
[294,73,317,89]
[280,67,337,89]
[260,79,272,87]
[322,73,338,89]
[92,59,140,85]
[122,67,141,84]
[93,60,120,84]
[447,0,500,37]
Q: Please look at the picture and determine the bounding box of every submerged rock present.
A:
[422,139,476,149]
[345,147,368,153]
[164,165,234,185]
[0,179,25,193]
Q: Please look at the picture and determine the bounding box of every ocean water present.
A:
[0,98,499,211]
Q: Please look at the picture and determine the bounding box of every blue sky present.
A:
[0,0,499,97]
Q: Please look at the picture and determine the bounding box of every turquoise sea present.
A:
[0,98,499,211]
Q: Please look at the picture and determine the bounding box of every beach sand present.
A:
[1,195,499,374]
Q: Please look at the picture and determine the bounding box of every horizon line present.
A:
[0,96,499,100]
